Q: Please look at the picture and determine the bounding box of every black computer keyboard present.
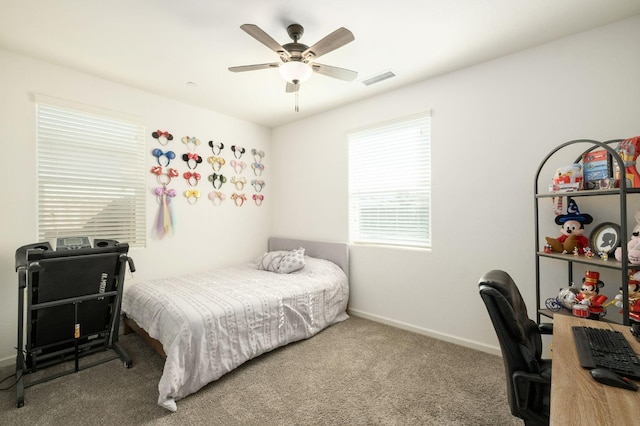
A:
[572,325,640,379]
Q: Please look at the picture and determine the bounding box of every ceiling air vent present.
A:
[361,70,396,86]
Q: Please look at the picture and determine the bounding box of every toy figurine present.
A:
[584,247,594,258]
[615,136,640,188]
[614,270,640,323]
[575,271,608,319]
[550,163,583,193]
[545,283,579,312]
[545,198,593,254]
[615,209,640,265]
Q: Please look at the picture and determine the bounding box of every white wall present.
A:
[271,16,640,353]
[0,50,272,364]
[1,15,639,366]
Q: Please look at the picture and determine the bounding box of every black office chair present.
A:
[478,270,552,426]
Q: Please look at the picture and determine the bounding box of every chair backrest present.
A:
[478,270,544,415]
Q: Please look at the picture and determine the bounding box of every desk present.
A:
[551,315,640,425]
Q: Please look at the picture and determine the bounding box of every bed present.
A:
[121,237,349,411]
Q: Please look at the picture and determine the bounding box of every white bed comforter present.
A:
[122,256,349,411]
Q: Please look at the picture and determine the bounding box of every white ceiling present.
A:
[2,0,640,128]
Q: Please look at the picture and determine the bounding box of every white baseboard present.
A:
[0,356,13,368]
[348,308,502,356]
[0,311,503,368]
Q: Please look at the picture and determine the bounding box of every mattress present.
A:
[121,255,349,411]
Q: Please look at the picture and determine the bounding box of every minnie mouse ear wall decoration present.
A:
[182,136,201,151]
[253,194,264,206]
[231,145,245,159]
[208,156,225,171]
[184,189,201,205]
[183,171,201,187]
[152,130,173,146]
[209,141,224,155]
[151,166,178,186]
[251,149,265,163]
[208,191,225,206]
[209,173,227,189]
[152,148,176,167]
[182,153,202,169]
[251,162,265,176]
[231,160,247,174]
[251,179,265,192]
[231,192,246,207]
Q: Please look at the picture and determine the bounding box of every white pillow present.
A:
[257,250,287,272]
[277,247,306,273]
[257,247,306,273]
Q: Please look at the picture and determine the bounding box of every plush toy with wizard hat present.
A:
[575,271,608,319]
[545,197,593,255]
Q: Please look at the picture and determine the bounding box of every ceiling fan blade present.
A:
[311,63,358,81]
[228,63,280,73]
[302,27,354,60]
[285,82,300,93]
[240,24,291,60]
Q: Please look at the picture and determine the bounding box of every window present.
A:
[348,112,431,248]
[36,98,146,247]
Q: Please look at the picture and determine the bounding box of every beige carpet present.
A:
[0,316,521,425]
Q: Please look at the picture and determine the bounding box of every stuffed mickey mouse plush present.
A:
[545,198,593,254]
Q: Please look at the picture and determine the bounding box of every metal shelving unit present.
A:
[534,139,635,326]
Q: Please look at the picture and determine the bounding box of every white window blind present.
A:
[37,101,146,247]
[348,112,431,248]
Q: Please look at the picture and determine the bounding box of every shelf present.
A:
[536,251,627,270]
[538,308,616,323]
[534,138,632,326]
[536,188,640,199]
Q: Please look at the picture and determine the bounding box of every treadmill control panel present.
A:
[56,237,91,250]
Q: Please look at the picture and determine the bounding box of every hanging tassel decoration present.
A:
[165,188,176,233]
[155,187,177,237]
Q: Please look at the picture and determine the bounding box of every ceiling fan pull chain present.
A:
[295,90,299,112]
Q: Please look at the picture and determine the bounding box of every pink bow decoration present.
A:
[183,171,201,180]
[155,187,177,197]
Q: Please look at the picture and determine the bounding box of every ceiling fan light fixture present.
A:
[279,61,312,84]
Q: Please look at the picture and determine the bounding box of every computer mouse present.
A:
[590,368,638,391]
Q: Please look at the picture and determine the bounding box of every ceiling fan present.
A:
[228,23,357,110]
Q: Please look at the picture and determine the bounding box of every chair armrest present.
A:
[538,323,553,335]
[512,370,551,412]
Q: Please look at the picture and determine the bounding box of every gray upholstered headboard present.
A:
[268,237,349,281]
